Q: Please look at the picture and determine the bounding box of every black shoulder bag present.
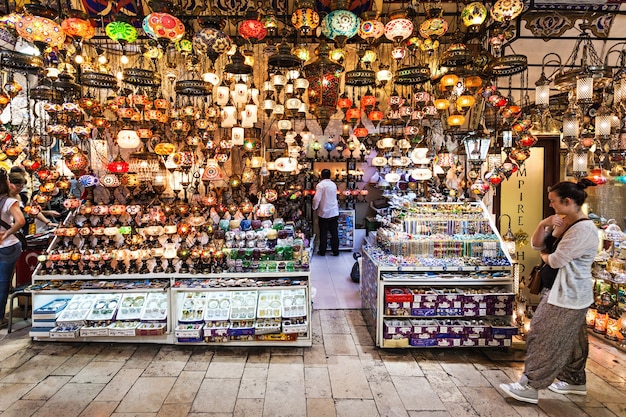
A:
[527,218,590,294]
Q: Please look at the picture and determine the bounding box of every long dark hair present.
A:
[0,169,9,195]
[548,178,596,206]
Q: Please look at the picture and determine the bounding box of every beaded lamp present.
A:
[192,27,232,59]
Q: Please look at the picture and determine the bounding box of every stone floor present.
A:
[0,249,624,417]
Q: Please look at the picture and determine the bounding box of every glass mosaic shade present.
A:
[321,10,359,42]
[461,2,487,29]
[384,17,413,42]
[142,13,185,42]
[358,19,384,41]
[239,19,267,40]
[16,15,65,47]
[61,17,95,40]
[490,0,524,23]
[419,17,448,39]
[291,8,320,34]
[105,21,138,44]
[192,27,232,59]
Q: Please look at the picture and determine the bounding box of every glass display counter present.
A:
[360,201,518,348]
[29,271,312,346]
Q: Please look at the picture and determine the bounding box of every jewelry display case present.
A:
[360,201,518,348]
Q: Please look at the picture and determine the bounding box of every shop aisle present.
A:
[0,239,624,417]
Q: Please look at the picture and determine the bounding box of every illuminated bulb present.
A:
[98,54,108,64]
[121,54,129,65]
[75,54,84,64]
[116,71,123,81]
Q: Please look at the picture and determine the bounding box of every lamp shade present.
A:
[117,129,140,149]
[107,155,129,173]
[419,17,448,39]
[384,17,413,42]
[192,27,232,59]
[142,13,185,42]
[61,17,95,40]
[239,18,267,40]
[291,7,320,34]
[105,21,137,44]
[464,135,492,162]
[461,2,487,29]
[358,18,384,41]
[100,173,121,188]
[535,84,550,106]
[576,74,593,103]
[321,10,360,41]
[16,15,65,47]
[78,173,99,187]
[491,0,524,22]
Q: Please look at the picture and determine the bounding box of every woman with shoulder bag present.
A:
[0,169,26,328]
[500,179,599,404]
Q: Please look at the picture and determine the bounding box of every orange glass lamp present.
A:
[434,97,451,111]
[456,94,476,112]
[447,111,466,128]
[368,107,384,123]
[440,73,459,90]
[361,90,377,111]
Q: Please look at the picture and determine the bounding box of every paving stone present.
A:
[0,399,45,417]
[233,398,264,417]
[191,378,239,413]
[164,370,204,404]
[78,401,118,417]
[116,377,175,413]
[327,355,372,399]
[324,333,359,356]
[305,367,332,398]
[335,399,380,417]
[95,369,144,402]
[23,376,72,401]
[70,361,124,384]
[31,383,105,417]
[307,398,336,417]
[263,380,306,417]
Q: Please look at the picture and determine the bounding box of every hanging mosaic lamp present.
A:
[304,40,344,131]
[358,12,384,43]
[291,0,320,35]
[16,15,65,47]
[384,11,413,43]
[239,17,267,40]
[419,7,448,40]
[61,11,95,41]
[107,153,129,174]
[105,20,138,44]
[321,10,360,44]
[192,27,232,60]
[175,38,193,54]
[461,2,488,31]
[142,12,185,43]
[490,0,524,23]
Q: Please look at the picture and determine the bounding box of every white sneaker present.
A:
[548,381,587,395]
[499,382,539,404]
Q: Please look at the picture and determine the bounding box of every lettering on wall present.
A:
[500,148,545,278]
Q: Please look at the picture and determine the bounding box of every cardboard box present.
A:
[175,323,203,339]
[438,320,464,338]
[385,288,413,303]
[136,322,166,336]
[410,320,439,336]
[49,325,81,339]
[385,301,412,316]
[411,289,438,306]
[409,337,437,347]
[383,337,409,348]
[436,338,462,347]
[384,319,413,338]
[79,325,110,337]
